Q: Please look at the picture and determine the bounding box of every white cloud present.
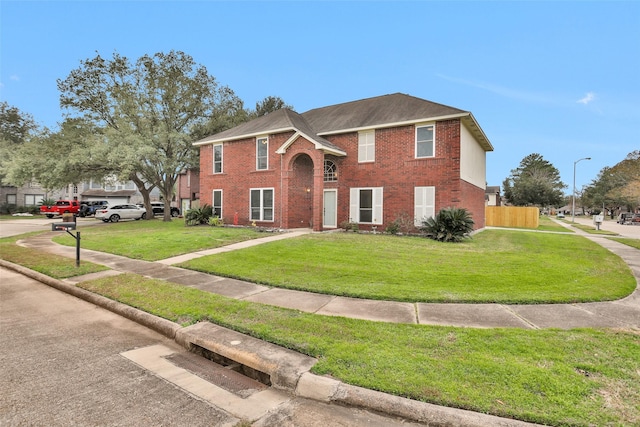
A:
[577,92,595,105]
[436,74,560,105]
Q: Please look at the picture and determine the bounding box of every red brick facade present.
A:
[199,118,487,231]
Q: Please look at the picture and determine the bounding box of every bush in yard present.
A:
[420,207,474,242]
[184,204,213,226]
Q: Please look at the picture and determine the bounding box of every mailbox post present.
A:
[593,215,604,231]
[52,222,81,267]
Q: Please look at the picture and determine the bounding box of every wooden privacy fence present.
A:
[485,206,540,228]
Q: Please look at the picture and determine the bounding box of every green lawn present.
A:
[537,215,573,232]
[180,230,635,303]
[79,274,640,427]
[52,219,263,261]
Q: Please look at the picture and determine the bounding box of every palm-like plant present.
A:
[420,207,474,242]
[184,204,213,226]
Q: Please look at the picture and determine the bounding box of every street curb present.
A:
[295,372,541,426]
[2,259,541,426]
[0,259,181,340]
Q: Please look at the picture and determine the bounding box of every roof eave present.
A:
[193,126,296,146]
[315,113,470,136]
[316,112,493,152]
[460,113,494,152]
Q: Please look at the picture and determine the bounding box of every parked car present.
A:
[617,213,640,225]
[78,200,110,217]
[95,204,145,222]
[136,202,180,218]
[40,200,81,218]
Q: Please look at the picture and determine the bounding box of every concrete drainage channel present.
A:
[122,322,320,421]
[174,322,318,391]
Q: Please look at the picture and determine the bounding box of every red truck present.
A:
[40,200,81,218]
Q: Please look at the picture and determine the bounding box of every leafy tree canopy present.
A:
[56,50,238,220]
[0,103,41,185]
[502,153,566,207]
[253,96,293,117]
[583,150,640,212]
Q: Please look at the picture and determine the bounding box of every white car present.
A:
[95,204,145,222]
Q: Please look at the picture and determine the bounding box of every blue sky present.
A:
[1,1,639,193]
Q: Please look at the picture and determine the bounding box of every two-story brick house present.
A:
[195,93,493,232]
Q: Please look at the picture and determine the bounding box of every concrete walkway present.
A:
[15,221,640,330]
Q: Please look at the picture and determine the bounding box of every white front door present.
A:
[323,190,337,228]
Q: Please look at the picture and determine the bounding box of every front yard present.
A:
[180,230,635,304]
[3,221,639,426]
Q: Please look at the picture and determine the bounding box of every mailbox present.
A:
[593,215,604,230]
[52,222,76,231]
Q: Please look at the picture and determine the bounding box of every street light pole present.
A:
[572,157,591,223]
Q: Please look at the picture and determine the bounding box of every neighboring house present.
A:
[1,181,51,209]
[1,178,162,210]
[195,93,493,232]
[485,186,501,206]
[175,169,200,214]
[78,179,143,205]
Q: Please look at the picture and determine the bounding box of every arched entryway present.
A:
[287,154,314,228]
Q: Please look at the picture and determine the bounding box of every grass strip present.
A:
[607,237,640,250]
[569,223,619,235]
[180,230,635,303]
[78,274,640,427]
[0,235,108,278]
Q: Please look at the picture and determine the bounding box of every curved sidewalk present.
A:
[16,224,640,330]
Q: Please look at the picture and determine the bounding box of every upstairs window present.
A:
[358,130,375,163]
[416,124,435,158]
[324,160,338,182]
[256,136,268,170]
[213,144,223,174]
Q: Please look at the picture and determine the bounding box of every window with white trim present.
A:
[213,144,223,174]
[212,189,222,218]
[256,136,268,170]
[250,188,274,221]
[415,124,435,158]
[358,130,375,163]
[6,194,17,205]
[349,187,383,224]
[414,186,435,226]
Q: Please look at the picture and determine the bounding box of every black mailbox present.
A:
[52,222,76,231]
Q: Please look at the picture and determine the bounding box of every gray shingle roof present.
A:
[301,93,466,134]
[194,93,492,151]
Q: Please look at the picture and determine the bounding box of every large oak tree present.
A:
[57,50,241,220]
